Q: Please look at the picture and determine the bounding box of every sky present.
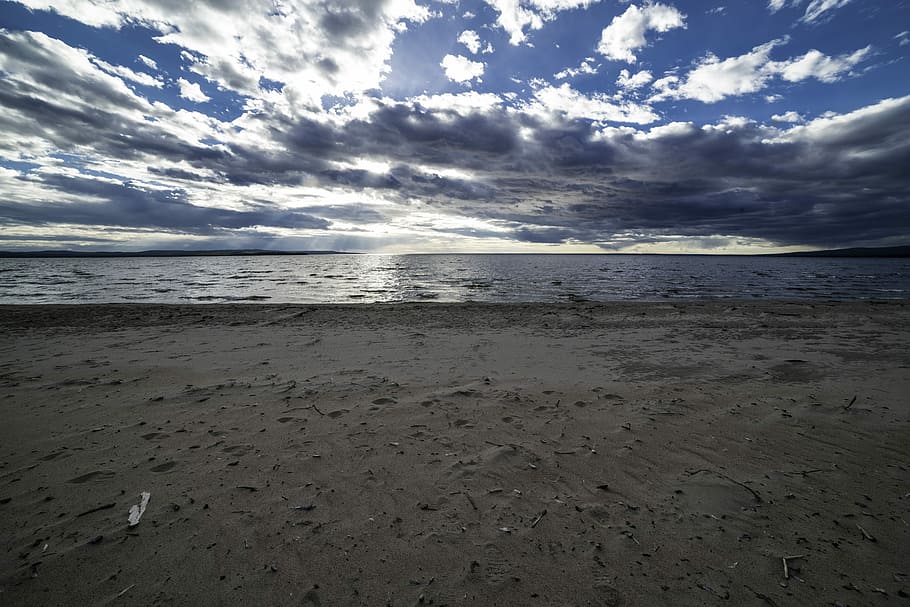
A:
[0,0,908,254]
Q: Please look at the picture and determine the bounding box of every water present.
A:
[0,254,908,304]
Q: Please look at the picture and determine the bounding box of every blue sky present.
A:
[0,0,908,252]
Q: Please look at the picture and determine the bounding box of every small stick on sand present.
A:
[530,509,547,528]
[687,469,763,503]
[310,403,325,416]
[857,524,876,542]
[783,469,827,476]
[116,584,136,598]
[77,502,116,517]
[781,554,804,579]
[745,585,779,607]
[463,492,478,511]
[844,395,857,410]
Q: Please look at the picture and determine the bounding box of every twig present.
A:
[844,395,857,410]
[687,469,762,503]
[463,492,478,511]
[781,554,804,579]
[310,403,325,416]
[530,509,547,528]
[782,468,828,477]
[857,524,876,542]
[76,502,116,517]
[116,584,136,598]
[744,585,779,607]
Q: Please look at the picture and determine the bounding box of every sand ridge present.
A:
[0,302,908,606]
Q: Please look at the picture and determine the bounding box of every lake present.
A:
[1,254,908,303]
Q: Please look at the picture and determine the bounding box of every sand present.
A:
[0,301,908,606]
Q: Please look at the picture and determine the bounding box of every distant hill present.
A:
[773,245,910,258]
[0,249,354,258]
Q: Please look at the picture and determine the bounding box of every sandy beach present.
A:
[1,301,908,606]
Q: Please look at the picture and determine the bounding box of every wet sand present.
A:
[1,302,909,606]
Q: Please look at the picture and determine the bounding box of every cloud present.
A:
[526,83,659,124]
[801,0,852,23]
[440,54,485,84]
[616,68,653,90]
[0,170,330,233]
[597,3,686,62]
[458,30,481,54]
[93,58,162,88]
[176,78,210,103]
[765,0,853,23]
[777,46,871,82]
[137,54,157,70]
[771,110,803,122]
[554,58,598,80]
[767,0,787,12]
[651,39,871,103]
[484,0,602,46]
[1,20,907,252]
[12,0,433,111]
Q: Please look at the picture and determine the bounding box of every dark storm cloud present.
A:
[0,37,226,165]
[0,172,329,232]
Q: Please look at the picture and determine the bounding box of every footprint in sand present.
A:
[151,462,176,473]
[592,572,622,607]
[67,470,115,484]
[483,543,509,584]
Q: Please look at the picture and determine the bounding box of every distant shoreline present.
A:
[1,245,909,258]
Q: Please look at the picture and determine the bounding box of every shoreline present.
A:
[1,298,907,327]
[2,301,909,605]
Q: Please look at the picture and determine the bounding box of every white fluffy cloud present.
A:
[651,39,871,103]
[93,58,162,88]
[616,68,653,90]
[137,54,157,70]
[177,78,210,103]
[440,54,485,84]
[484,0,602,45]
[13,0,432,111]
[597,3,686,62]
[771,110,803,122]
[527,83,659,124]
[458,30,482,54]
[778,46,870,82]
[554,58,598,80]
